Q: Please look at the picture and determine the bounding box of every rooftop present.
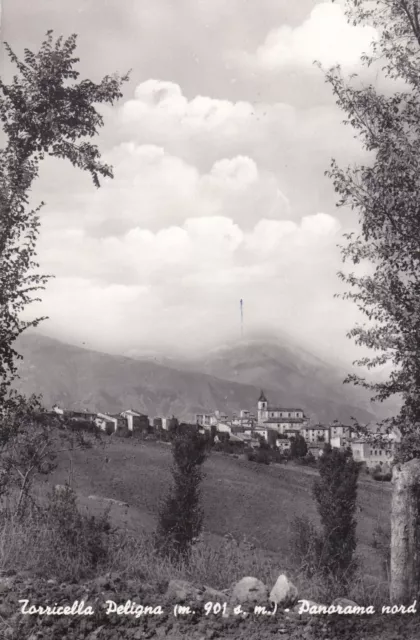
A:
[66,409,97,416]
[267,407,305,412]
[302,425,329,431]
[258,390,268,403]
[235,432,253,441]
[96,413,117,422]
[264,417,306,424]
[229,434,246,443]
[122,409,147,417]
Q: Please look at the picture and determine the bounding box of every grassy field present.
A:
[47,439,390,585]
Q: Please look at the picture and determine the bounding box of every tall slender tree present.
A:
[290,434,308,459]
[155,429,208,560]
[313,447,360,585]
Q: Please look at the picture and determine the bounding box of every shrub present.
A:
[45,485,112,574]
[0,485,114,581]
[299,452,317,467]
[290,434,308,459]
[246,448,270,465]
[371,465,392,481]
[289,515,323,579]
[255,448,270,465]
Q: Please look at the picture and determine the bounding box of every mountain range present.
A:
[12,332,398,424]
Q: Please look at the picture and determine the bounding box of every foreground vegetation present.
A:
[0,438,391,606]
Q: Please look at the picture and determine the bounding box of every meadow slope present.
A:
[49,440,391,583]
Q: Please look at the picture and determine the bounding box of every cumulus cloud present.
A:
[24,63,369,362]
[126,80,256,130]
[54,143,290,236]
[237,2,378,72]
[33,200,349,354]
[104,79,297,158]
[87,78,365,225]
[13,0,374,365]
[30,98,364,358]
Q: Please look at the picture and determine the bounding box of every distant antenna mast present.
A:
[240,299,244,338]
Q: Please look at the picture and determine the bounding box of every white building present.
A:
[244,426,269,442]
[330,434,345,449]
[161,417,173,430]
[257,391,308,433]
[52,405,64,415]
[196,410,229,427]
[301,424,330,444]
[217,422,233,435]
[196,413,218,427]
[120,409,149,432]
[276,438,291,452]
[350,438,395,468]
[95,413,118,434]
[329,422,356,440]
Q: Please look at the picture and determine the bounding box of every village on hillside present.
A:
[50,390,402,472]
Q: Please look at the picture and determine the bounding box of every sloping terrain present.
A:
[14,332,378,423]
[178,338,379,423]
[49,440,390,581]
[14,333,267,420]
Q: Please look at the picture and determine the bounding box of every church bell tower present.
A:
[257,390,268,425]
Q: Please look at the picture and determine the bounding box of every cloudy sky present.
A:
[3,0,383,362]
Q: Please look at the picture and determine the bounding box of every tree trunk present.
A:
[390,458,420,603]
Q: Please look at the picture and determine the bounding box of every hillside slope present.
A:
[13,332,377,422]
[134,336,389,424]
[13,334,265,420]
[184,338,385,423]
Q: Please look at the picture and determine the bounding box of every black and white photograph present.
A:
[1,0,420,638]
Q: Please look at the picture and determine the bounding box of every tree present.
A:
[167,417,180,439]
[0,396,99,517]
[210,424,217,445]
[323,1,420,442]
[155,429,208,560]
[323,0,420,603]
[290,434,308,459]
[267,429,277,447]
[313,447,360,585]
[0,32,128,402]
[323,442,332,455]
[217,431,230,444]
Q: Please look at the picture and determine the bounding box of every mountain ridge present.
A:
[11,332,389,424]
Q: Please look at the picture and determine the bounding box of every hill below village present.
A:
[13,332,387,423]
[2,440,410,640]
[49,439,390,585]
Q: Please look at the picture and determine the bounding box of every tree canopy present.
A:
[326,1,420,439]
[0,32,128,402]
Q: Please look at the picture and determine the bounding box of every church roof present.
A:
[267,407,304,412]
[264,418,306,424]
[258,390,267,402]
